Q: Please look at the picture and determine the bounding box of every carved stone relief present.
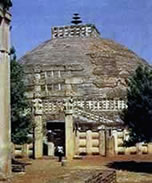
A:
[33,98,43,115]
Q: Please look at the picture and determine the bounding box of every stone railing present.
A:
[43,100,64,114]
[74,99,127,111]
[43,99,127,114]
[74,107,114,124]
[75,129,152,157]
[12,144,33,158]
[51,24,99,39]
[112,130,152,155]
[75,129,115,156]
[75,130,101,155]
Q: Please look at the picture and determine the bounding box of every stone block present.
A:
[79,147,87,154]
[136,143,148,154]
[147,143,152,154]
[117,138,123,147]
[86,130,92,155]
[92,139,99,147]
[79,139,87,147]
[91,147,99,154]
[99,130,106,156]
[48,142,55,156]
[125,146,137,155]
[92,132,99,139]
[107,137,115,156]
[117,147,125,154]
[117,132,124,138]
[65,77,83,84]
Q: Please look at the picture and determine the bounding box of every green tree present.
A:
[122,65,152,146]
[0,0,12,10]
[11,47,32,145]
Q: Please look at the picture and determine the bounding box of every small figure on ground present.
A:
[57,146,64,162]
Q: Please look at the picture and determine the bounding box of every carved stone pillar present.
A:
[64,98,75,160]
[99,130,106,156]
[147,143,152,154]
[106,129,115,156]
[86,130,92,155]
[33,70,43,159]
[75,131,80,155]
[0,4,11,181]
[33,115,43,158]
[48,142,55,157]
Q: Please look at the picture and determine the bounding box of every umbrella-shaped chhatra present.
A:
[71,13,82,25]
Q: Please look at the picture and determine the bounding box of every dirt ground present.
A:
[11,155,152,183]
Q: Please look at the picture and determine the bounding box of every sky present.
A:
[11,0,152,63]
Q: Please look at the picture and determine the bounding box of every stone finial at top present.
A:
[52,16,100,39]
[51,13,100,39]
[71,13,82,25]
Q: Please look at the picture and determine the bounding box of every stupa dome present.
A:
[20,24,148,99]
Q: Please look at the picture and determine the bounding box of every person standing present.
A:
[57,146,64,162]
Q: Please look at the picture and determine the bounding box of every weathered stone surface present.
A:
[49,169,116,183]
[0,4,11,179]
[20,25,148,100]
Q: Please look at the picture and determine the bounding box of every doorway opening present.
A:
[46,120,65,156]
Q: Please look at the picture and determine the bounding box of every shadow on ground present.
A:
[12,158,31,172]
[107,161,152,174]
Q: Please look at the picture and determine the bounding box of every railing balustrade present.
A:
[42,99,127,114]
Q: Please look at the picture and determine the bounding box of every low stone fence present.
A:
[75,130,114,156]
[113,130,152,155]
[85,170,116,183]
[12,144,33,158]
[12,130,152,159]
[75,129,152,157]
[75,130,101,155]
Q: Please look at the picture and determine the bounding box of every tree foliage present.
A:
[0,0,12,10]
[122,65,152,145]
[11,47,32,145]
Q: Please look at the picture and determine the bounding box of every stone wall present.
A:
[75,130,100,155]
[75,129,152,156]
[113,129,152,155]
[75,130,114,156]
[12,129,152,158]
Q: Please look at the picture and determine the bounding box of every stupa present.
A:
[20,14,148,158]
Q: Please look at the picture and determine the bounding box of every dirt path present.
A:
[11,155,152,183]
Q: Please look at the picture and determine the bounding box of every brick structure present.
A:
[85,170,116,183]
